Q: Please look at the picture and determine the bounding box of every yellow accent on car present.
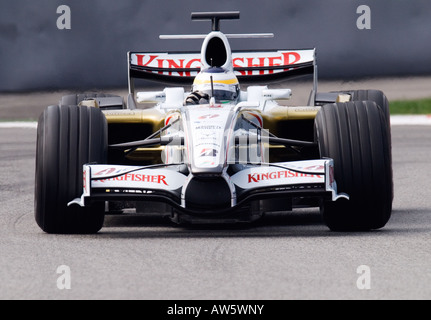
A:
[193,78,239,85]
[103,109,165,126]
[336,94,351,103]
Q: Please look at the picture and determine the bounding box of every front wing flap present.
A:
[68,159,349,210]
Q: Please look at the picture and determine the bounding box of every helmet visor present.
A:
[194,84,239,103]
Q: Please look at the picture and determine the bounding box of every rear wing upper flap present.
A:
[128,49,316,92]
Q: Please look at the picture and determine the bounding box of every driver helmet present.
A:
[192,68,240,104]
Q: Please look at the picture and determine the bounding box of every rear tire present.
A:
[35,105,107,234]
[334,90,392,144]
[315,101,393,231]
[344,90,390,124]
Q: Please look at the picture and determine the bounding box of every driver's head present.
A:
[192,68,240,104]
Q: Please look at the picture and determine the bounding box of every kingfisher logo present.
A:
[248,170,322,183]
[134,54,201,76]
[96,174,169,186]
[132,50,313,77]
[93,168,169,186]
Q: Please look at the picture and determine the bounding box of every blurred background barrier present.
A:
[1,0,430,92]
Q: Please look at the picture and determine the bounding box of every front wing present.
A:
[68,159,349,213]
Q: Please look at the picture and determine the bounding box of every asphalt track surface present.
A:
[0,124,430,300]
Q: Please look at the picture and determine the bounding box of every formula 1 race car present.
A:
[35,12,393,234]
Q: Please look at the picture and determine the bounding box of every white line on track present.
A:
[390,115,431,126]
[0,122,38,129]
[1,116,431,130]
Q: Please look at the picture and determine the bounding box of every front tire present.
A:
[315,101,393,231]
[35,105,107,234]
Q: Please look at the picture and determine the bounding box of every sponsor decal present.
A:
[95,173,169,186]
[242,112,263,128]
[198,160,216,166]
[199,132,217,138]
[131,50,314,77]
[89,166,188,191]
[199,149,219,158]
[232,52,301,75]
[94,167,129,176]
[248,170,323,184]
[165,114,180,126]
[293,107,321,113]
[194,125,223,130]
[196,142,220,148]
[103,111,137,117]
[304,165,325,171]
[198,114,220,120]
[231,160,329,190]
[134,54,201,76]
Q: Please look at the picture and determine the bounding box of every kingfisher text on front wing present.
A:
[167,304,264,317]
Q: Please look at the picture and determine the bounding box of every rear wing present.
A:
[128,49,317,93]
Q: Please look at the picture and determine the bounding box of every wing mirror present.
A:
[136,91,166,103]
[136,88,185,109]
[246,86,292,105]
[261,89,292,101]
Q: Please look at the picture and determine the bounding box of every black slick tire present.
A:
[315,101,393,231]
[35,105,107,234]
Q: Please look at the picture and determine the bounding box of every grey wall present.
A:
[1,0,431,92]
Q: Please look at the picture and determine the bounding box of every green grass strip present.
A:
[390,98,431,115]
